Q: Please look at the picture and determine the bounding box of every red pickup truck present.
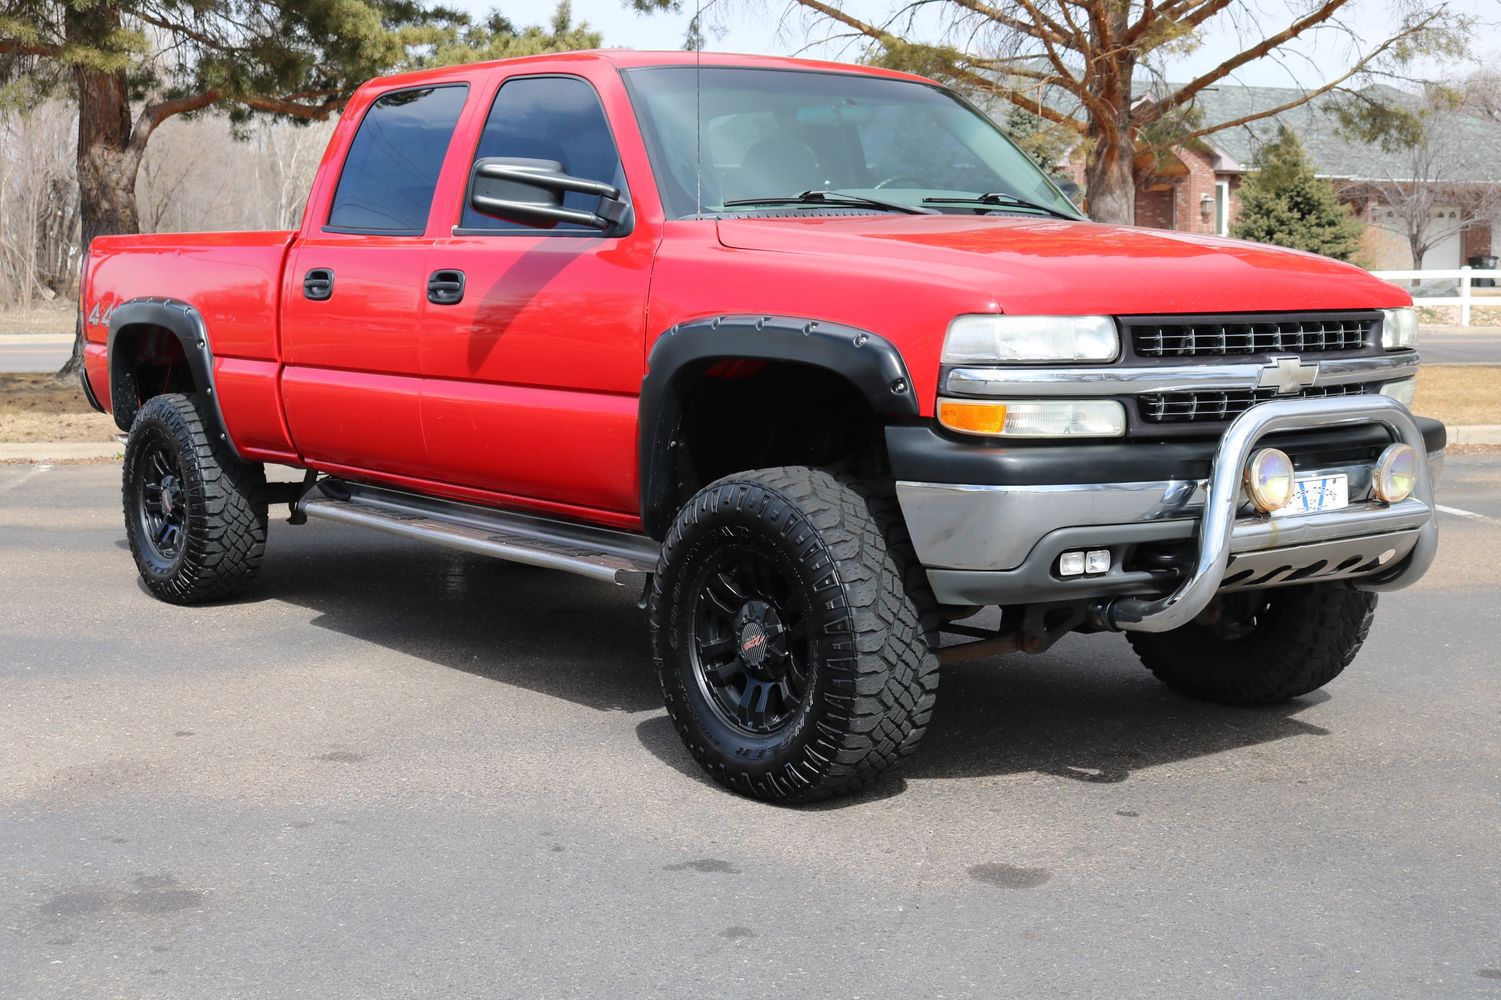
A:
[80,50,1442,801]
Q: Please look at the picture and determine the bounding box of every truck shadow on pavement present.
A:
[255,529,662,714]
[258,527,1334,796]
[635,623,1334,799]
[634,652,1331,800]
[899,640,1332,783]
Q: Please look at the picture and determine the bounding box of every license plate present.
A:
[1273,474,1349,518]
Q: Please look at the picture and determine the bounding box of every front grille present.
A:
[1141,383,1370,423]
[1130,316,1374,358]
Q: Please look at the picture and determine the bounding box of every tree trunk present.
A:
[58,3,138,379]
[1085,134,1136,225]
[1083,40,1136,226]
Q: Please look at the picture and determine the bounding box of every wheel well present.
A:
[110,323,198,431]
[648,360,889,535]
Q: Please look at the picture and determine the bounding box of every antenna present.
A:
[694,0,703,220]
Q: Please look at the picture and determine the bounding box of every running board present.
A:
[299,481,658,586]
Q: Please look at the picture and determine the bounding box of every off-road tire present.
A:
[123,393,267,604]
[1127,583,1378,706]
[650,467,940,801]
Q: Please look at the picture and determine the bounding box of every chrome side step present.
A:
[299,482,658,586]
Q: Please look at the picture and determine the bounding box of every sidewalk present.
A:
[0,333,75,344]
[0,441,122,462]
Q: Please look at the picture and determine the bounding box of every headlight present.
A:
[942,314,1119,364]
[937,398,1126,438]
[1380,307,1418,350]
[1379,378,1416,406]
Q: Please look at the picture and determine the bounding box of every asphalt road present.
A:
[0,336,73,373]
[2,461,1499,998]
[1419,328,1501,365]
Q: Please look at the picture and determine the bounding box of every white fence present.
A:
[1370,265,1501,326]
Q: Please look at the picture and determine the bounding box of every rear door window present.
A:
[328,85,469,234]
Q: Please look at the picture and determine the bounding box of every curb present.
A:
[1450,425,1501,446]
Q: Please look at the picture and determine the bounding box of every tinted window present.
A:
[462,76,624,232]
[328,85,469,233]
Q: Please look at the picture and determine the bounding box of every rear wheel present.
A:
[123,393,267,604]
[650,467,939,801]
[1128,583,1377,706]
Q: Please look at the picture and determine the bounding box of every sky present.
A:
[458,0,1498,91]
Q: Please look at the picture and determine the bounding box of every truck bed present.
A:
[82,231,297,458]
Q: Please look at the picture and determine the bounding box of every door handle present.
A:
[303,268,334,301]
[427,269,466,306]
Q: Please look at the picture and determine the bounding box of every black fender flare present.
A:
[108,297,243,461]
[637,314,920,538]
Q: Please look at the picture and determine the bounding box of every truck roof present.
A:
[366,48,935,91]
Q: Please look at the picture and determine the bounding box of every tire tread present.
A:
[1127,584,1377,706]
[650,467,939,801]
[123,393,266,604]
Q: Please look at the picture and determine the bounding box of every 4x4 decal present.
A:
[87,301,116,329]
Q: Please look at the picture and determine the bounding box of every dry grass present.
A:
[0,373,118,443]
[0,304,75,336]
[1413,366,1501,427]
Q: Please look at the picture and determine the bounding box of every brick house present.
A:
[1133,141,1245,238]
[1123,84,1501,269]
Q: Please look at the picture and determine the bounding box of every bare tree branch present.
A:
[1173,16,1444,142]
[0,37,61,58]
[239,94,346,120]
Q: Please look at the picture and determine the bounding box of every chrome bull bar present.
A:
[1104,395,1438,633]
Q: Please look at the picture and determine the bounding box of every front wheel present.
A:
[1128,583,1378,706]
[123,393,267,604]
[650,467,939,802]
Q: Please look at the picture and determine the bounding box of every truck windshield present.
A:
[623,66,1080,221]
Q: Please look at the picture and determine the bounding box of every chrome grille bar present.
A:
[1127,314,1375,358]
[944,352,1419,399]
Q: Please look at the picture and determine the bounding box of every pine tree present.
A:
[2,2,600,248]
[1,0,599,373]
[1231,126,1364,262]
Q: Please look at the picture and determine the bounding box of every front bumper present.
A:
[893,397,1442,632]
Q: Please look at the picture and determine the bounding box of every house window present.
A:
[1215,179,1231,236]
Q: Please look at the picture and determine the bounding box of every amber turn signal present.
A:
[938,399,1008,436]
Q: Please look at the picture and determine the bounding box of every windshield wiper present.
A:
[922,192,1078,220]
[722,190,938,216]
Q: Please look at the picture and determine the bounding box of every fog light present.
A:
[1059,551,1085,577]
[1245,448,1295,513]
[1374,443,1418,503]
[1085,549,1111,574]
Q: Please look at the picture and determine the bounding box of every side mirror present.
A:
[466,157,629,233]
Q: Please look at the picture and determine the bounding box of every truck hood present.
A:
[714,215,1407,315]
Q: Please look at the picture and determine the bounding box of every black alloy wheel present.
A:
[132,434,189,568]
[690,546,812,736]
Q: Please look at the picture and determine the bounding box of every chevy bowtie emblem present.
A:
[1257,355,1319,396]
